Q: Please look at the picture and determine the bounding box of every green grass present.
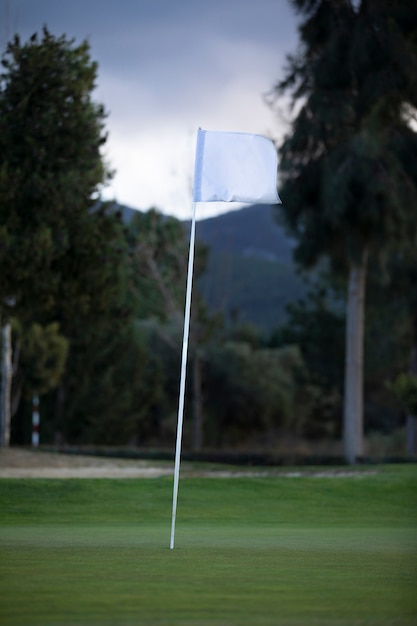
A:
[0,464,416,625]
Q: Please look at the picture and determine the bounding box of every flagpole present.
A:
[170,199,197,550]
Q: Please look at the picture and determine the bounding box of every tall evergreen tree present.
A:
[0,29,121,443]
[269,0,417,462]
[0,28,110,320]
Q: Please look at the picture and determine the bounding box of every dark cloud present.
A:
[2,0,299,217]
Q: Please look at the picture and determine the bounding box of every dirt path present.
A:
[0,447,174,478]
[0,447,379,479]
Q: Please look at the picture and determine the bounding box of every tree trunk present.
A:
[0,323,12,446]
[343,250,368,464]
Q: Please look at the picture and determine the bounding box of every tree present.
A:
[204,341,301,447]
[379,249,417,453]
[12,195,135,445]
[269,0,417,462]
[12,321,68,405]
[388,372,417,456]
[0,28,110,318]
[127,209,190,323]
[270,274,346,437]
[0,29,114,443]
[127,208,221,450]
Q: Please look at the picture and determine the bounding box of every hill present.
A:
[193,205,305,333]
[117,203,305,333]
[194,203,295,264]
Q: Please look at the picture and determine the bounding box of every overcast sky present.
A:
[1,0,300,220]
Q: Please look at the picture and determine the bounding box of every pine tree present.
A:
[269,0,417,462]
[0,28,111,320]
[0,29,121,444]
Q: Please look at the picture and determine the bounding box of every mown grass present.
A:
[0,464,416,625]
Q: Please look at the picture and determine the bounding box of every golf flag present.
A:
[171,128,282,550]
[192,128,281,204]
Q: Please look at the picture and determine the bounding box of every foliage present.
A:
[267,0,417,459]
[55,321,165,445]
[270,0,417,271]
[387,372,417,416]
[0,28,111,322]
[125,208,227,450]
[270,273,345,437]
[228,322,266,349]
[204,342,302,445]
[0,29,147,443]
[45,206,134,439]
[42,207,215,448]
[126,209,190,321]
[271,277,345,391]
[16,322,68,395]
[361,256,415,432]
[269,258,417,437]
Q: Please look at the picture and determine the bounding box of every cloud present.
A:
[3,0,299,218]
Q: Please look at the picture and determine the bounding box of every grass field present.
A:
[0,464,416,625]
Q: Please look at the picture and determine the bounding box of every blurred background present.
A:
[1,0,416,463]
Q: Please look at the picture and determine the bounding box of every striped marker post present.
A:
[32,394,40,447]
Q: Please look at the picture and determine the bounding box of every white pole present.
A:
[170,200,197,550]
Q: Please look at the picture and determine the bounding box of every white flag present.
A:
[192,129,281,204]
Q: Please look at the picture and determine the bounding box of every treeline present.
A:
[4,202,416,451]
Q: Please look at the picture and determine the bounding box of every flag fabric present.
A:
[192,128,281,204]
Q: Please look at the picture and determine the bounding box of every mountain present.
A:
[193,205,305,333]
[194,203,295,264]
[117,202,305,333]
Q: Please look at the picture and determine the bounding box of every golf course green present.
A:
[0,464,416,625]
